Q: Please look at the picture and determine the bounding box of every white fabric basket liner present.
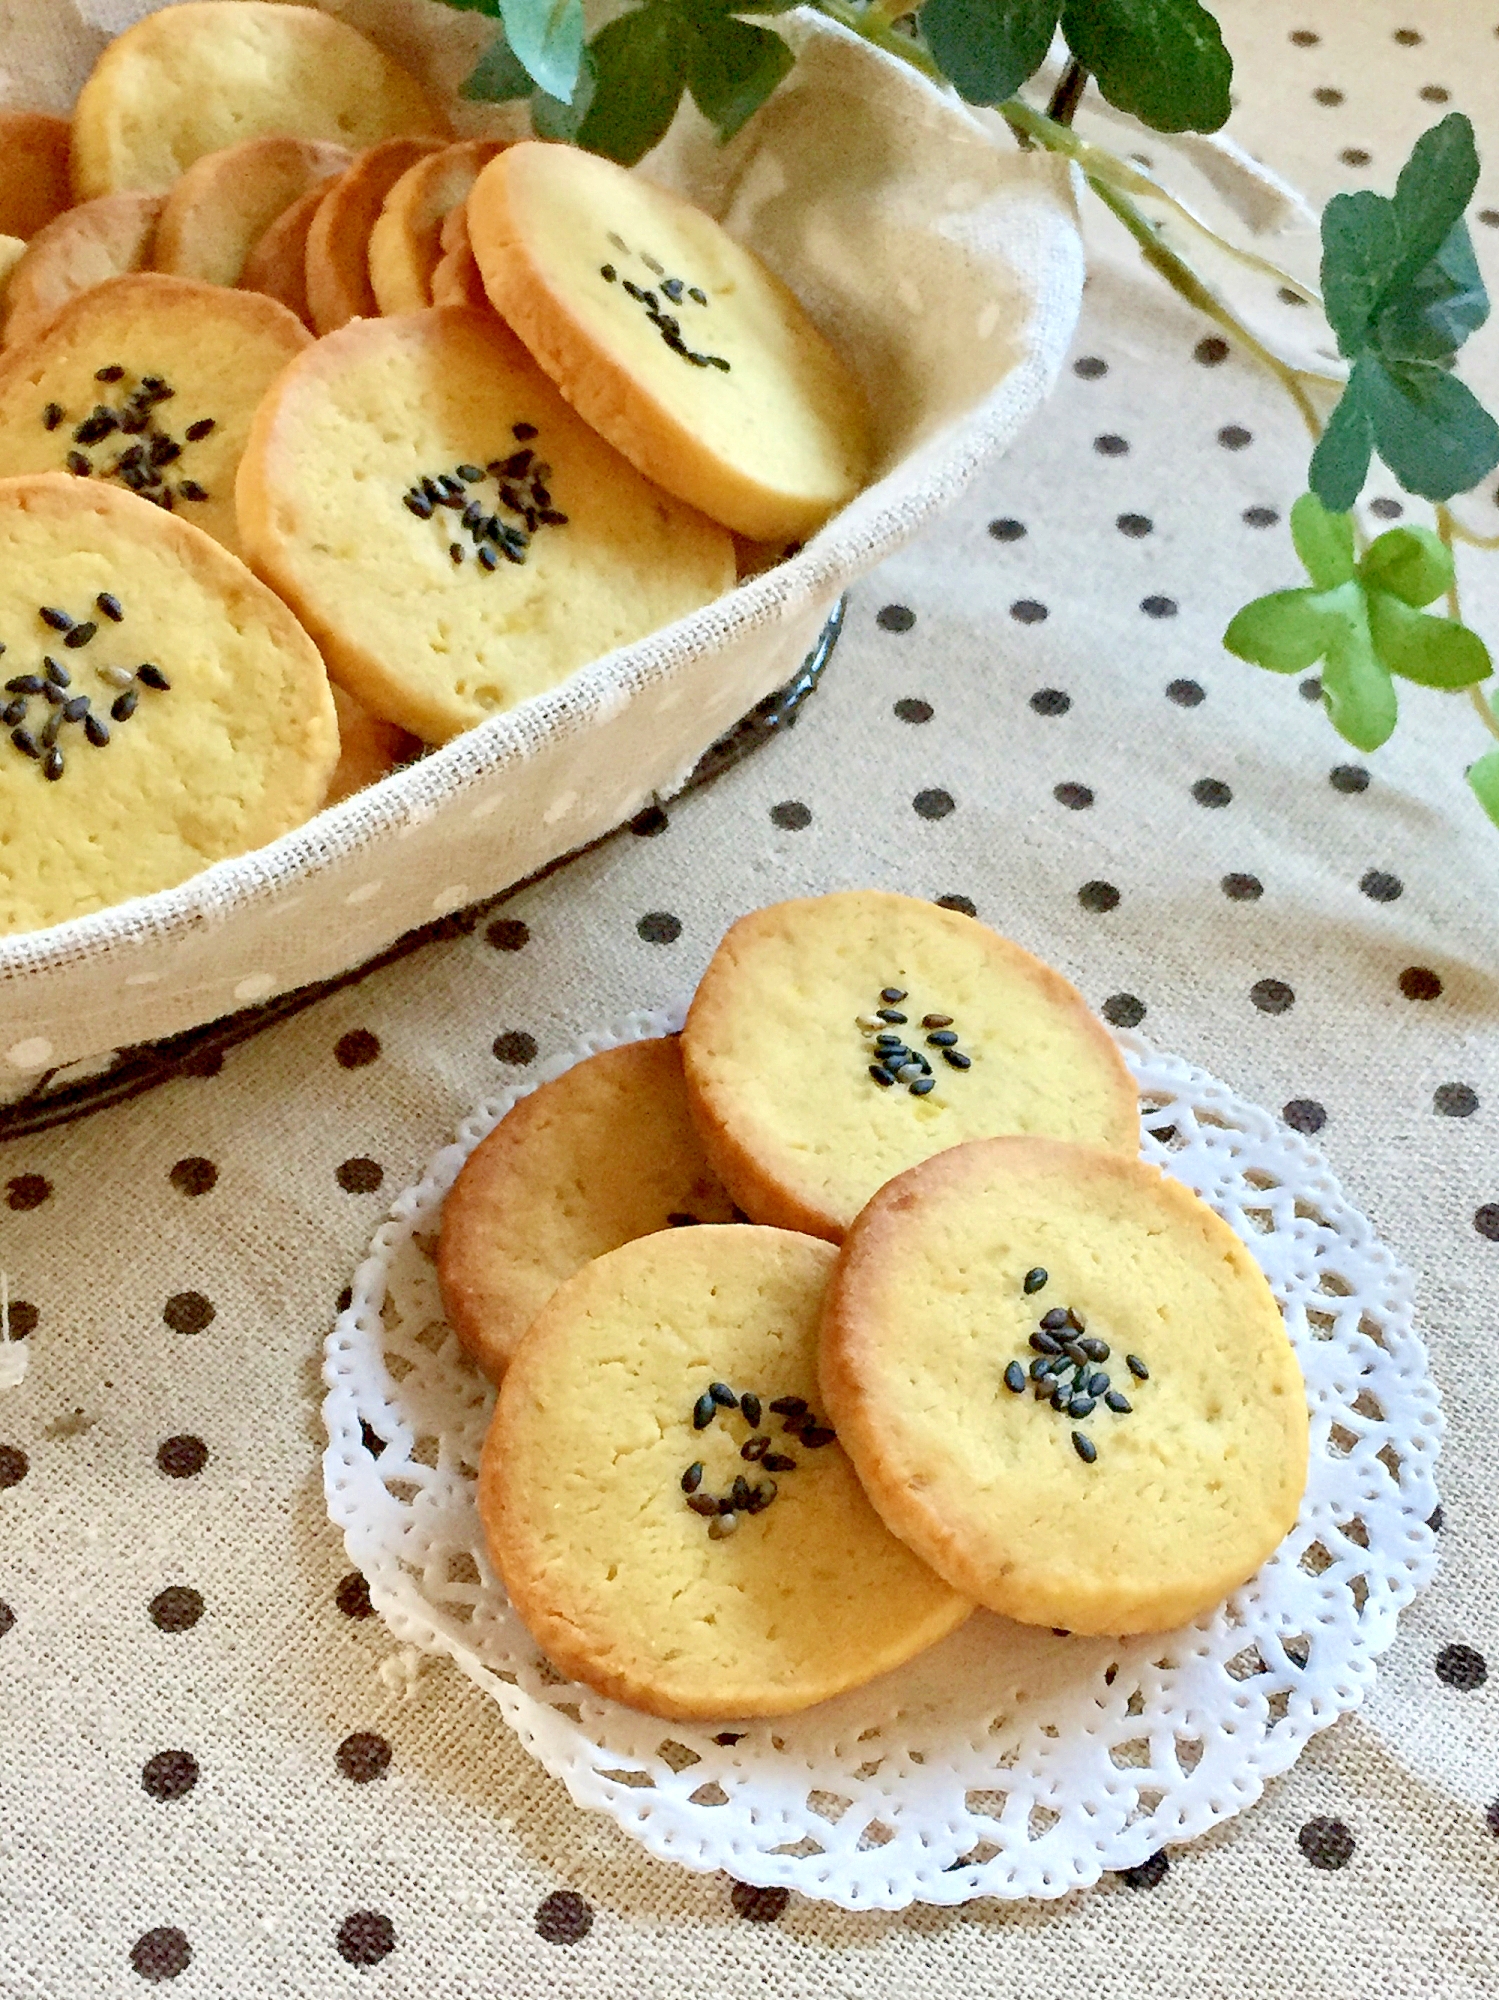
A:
[0,2,1083,1078]
[323,1010,1441,1910]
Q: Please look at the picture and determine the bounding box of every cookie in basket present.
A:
[0,275,310,562]
[325,683,416,806]
[152,136,353,289]
[305,138,448,335]
[71,1,445,201]
[681,891,1139,1240]
[438,1036,739,1382]
[467,142,871,541]
[236,305,736,744]
[367,140,508,316]
[0,111,73,241]
[820,1137,1310,1635]
[240,183,329,323]
[3,193,163,351]
[0,473,336,936]
[480,1224,970,1718]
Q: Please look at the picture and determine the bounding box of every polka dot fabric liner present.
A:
[322,1008,1439,1910]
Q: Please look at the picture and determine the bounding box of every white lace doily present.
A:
[322,1009,1441,1910]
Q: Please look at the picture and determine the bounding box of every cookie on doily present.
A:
[681,890,1139,1240]
[0,274,309,561]
[820,1136,1310,1635]
[438,1036,738,1382]
[467,142,871,540]
[237,305,736,743]
[480,1224,971,1718]
[0,473,336,935]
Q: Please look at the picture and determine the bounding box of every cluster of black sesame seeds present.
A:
[680,1383,835,1538]
[3,595,168,780]
[44,364,215,509]
[1003,1267,1149,1464]
[401,422,569,571]
[599,233,728,372]
[859,986,972,1097]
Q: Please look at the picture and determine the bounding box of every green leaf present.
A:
[575,5,687,165]
[1467,747,1499,830]
[686,15,794,142]
[1365,592,1492,688]
[1317,581,1398,752]
[1308,359,1376,512]
[1375,218,1488,363]
[532,46,597,140]
[1386,112,1481,302]
[1289,491,1356,590]
[1222,589,1330,674]
[1059,0,1232,134]
[1363,356,1499,503]
[499,0,586,104]
[1320,190,1400,355]
[921,0,1062,107]
[436,0,502,15]
[461,30,534,101]
[1357,523,1451,607]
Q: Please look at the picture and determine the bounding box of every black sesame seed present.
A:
[926,1029,959,1047]
[501,449,534,477]
[0,699,21,727]
[10,727,38,758]
[478,545,499,571]
[731,1475,752,1509]
[111,688,138,722]
[1079,1336,1108,1361]
[682,1462,703,1493]
[149,436,181,466]
[740,1393,762,1428]
[449,543,464,563]
[769,1397,806,1416]
[1072,1431,1098,1464]
[1031,1330,1063,1355]
[95,364,125,383]
[745,1480,775,1513]
[74,410,118,446]
[40,707,62,747]
[687,1492,718,1516]
[5,675,43,695]
[710,1383,738,1409]
[1087,1372,1110,1397]
[153,486,175,510]
[1050,1386,1069,1411]
[942,1049,972,1070]
[804,1426,837,1449]
[600,263,617,281]
[177,481,209,503]
[513,423,538,440]
[716,1495,737,1515]
[84,713,109,747]
[689,287,708,306]
[43,657,69,687]
[65,452,91,477]
[41,681,64,706]
[763,1452,796,1473]
[61,695,89,723]
[39,607,73,632]
[462,501,483,530]
[1029,1357,1049,1380]
[43,402,64,430]
[96,593,124,622]
[454,465,483,485]
[874,1030,902,1046]
[537,508,569,527]
[184,417,216,442]
[662,277,684,301]
[1104,1390,1132,1413]
[623,279,645,300]
[880,986,908,1002]
[922,1014,953,1029]
[876,1007,907,1023]
[136,664,169,690]
[1126,1354,1149,1380]
[869,1064,895,1086]
[693,1393,716,1429]
[1040,1307,1069,1331]
[909,1076,936,1096]
[43,745,63,780]
[64,621,97,650]
[1005,1360,1027,1394]
[1064,1341,1089,1369]
[741,1435,769,1461]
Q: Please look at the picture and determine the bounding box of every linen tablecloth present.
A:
[2,2,1497,1991]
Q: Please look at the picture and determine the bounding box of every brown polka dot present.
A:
[485,917,530,951]
[1073,355,1107,379]
[1119,1849,1169,1888]
[535,1890,593,1944]
[1243,505,1279,528]
[337,1731,392,1782]
[1283,1099,1326,1135]
[0,1600,13,1637]
[336,1571,374,1619]
[3,1299,37,1338]
[1192,778,1232,807]
[4,1173,51,1211]
[1313,86,1344,105]
[988,517,1026,541]
[1030,688,1070,715]
[1010,599,1049,624]
[334,1029,381,1069]
[156,1436,208,1479]
[1053,782,1093,810]
[1298,1817,1354,1868]
[1194,336,1229,365]
[913,788,955,819]
[1250,978,1295,1015]
[336,1157,384,1194]
[630,804,668,837]
[168,1157,217,1197]
[1218,425,1252,450]
[0,1445,28,1489]
[1102,994,1146,1029]
[1222,873,1263,901]
[1435,1643,1487,1689]
[336,1911,395,1966]
[1393,27,1421,45]
[1078,880,1120,913]
[1289,29,1319,45]
[877,604,915,632]
[1094,434,1129,456]
[1480,1205,1499,1243]
[1341,148,1371,167]
[130,1927,191,1980]
[141,1750,198,1801]
[770,800,812,830]
[1419,84,1450,102]
[1330,765,1370,794]
[935,895,977,917]
[1369,496,1403,519]
[493,1031,538,1065]
[894,698,932,723]
[731,1881,790,1921]
[1433,1083,1478,1117]
[1399,966,1442,1001]
[162,1292,214,1335]
[148,1586,203,1633]
[637,911,681,944]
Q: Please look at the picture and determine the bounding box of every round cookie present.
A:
[71,2,446,201]
[0,275,311,563]
[236,305,736,743]
[0,112,73,241]
[367,140,507,316]
[0,239,27,341]
[480,1225,970,1718]
[438,1036,740,1382]
[325,683,416,806]
[3,193,163,351]
[240,182,328,323]
[0,473,337,936]
[431,205,488,309]
[305,137,447,335]
[681,891,1140,1241]
[467,143,871,542]
[820,1138,1310,1636]
[153,136,353,288]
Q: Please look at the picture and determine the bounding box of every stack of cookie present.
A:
[443,891,1310,1720]
[0,2,872,935]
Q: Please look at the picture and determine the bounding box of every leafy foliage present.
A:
[1310,115,1499,510]
[1059,0,1230,133]
[1469,746,1499,830]
[1224,495,1491,753]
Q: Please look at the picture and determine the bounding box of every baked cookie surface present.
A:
[0,275,310,561]
[71,1,444,200]
[438,1036,739,1382]
[0,111,73,241]
[0,474,336,936]
[153,135,352,288]
[237,305,735,743]
[306,137,446,335]
[3,192,163,351]
[368,140,506,316]
[467,142,870,541]
[480,1225,970,1719]
[682,891,1140,1240]
[820,1137,1310,1635]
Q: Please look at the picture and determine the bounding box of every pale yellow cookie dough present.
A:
[481,1225,970,1718]
[306,136,446,335]
[0,473,337,936]
[367,140,507,316]
[153,135,352,289]
[3,193,163,351]
[820,1137,1310,1635]
[682,891,1140,1240]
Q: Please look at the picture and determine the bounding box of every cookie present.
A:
[0,473,337,936]
[430,205,487,309]
[0,111,73,241]
[71,1,445,201]
[237,305,736,743]
[467,142,871,542]
[325,682,416,806]
[367,140,506,316]
[153,136,352,288]
[820,1138,1310,1635]
[240,182,328,323]
[438,1036,739,1382]
[3,193,163,351]
[0,240,26,341]
[480,1225,970,1718]
[0,274,310,562]
[305,137,447,335]
[681,892,1140,1241]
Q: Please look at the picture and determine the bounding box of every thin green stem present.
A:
[814,0,946,80]
[1446,517,1499,551]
